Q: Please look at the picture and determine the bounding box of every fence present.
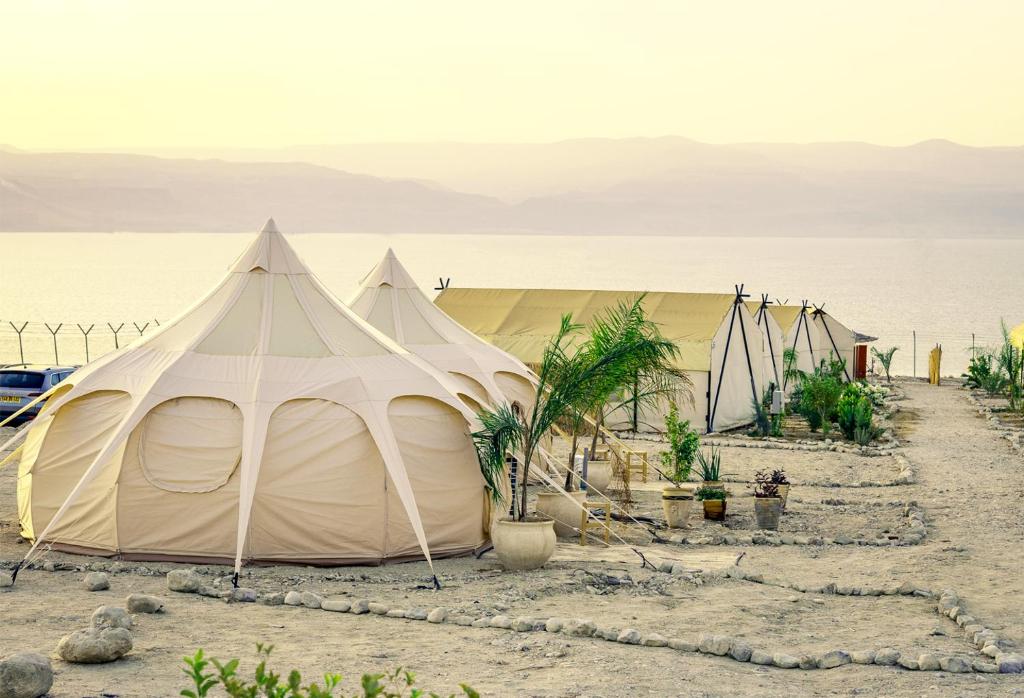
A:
[0,319,163,367]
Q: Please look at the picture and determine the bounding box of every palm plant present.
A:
[871,346,899,384]
[997,321,1023,410]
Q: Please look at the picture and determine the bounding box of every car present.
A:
[0,365,79,424]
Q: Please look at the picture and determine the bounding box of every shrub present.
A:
[799,365,844,435]
[182,645,478,698]
[871,346,898,384]
[660,401,700,484]
[695,485,727,501]
[694,445,722,482]
[753,470,779,498]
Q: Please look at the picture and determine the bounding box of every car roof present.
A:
[0,364,78,373]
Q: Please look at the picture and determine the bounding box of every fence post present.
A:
[77,324,95,363]
[108,323,125,349]
[9,322,28,365]
[44,323,63,365]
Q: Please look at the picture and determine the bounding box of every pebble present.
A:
[874,648,900,665]
[56,627,133,664]
[166,569,202,593]
[368,602,389,615]
[818,650,851,669]
[91,606,132,630]
[321,597,351,613]
[283,591,302,606]
[126,594,164,614]
[0,652,53,698]
[772,653,800,669]
[617,629,642,645]
[83,572,110,592]
[939,656,971,673]
[427,607,447,624]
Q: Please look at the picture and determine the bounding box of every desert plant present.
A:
[694,445,722,482]
[750,392,771,437]
[799,362,844,435]
[997,321,1023,410]
[871,346,899,384]
[962,352,997,390]
[769,469,789,485]
[694,485,727,500]
[181,645,479,698]
[753,470,780,498]
[659,401,700,485]
[782,347,800,388]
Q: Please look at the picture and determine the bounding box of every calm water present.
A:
[2,232,1021,377]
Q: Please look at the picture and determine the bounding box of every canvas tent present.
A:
[348,249,536,412]
[766,302,824,389]
[811,305,856,382]
[15,220,490,577]
[435,287,766,433]
[745,296,785,390]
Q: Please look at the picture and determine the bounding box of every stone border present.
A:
[704,434,900,458]
[665,499,926,547]
[709,451,915,488]
[154,568,1022,676]
[964,390,1024,456]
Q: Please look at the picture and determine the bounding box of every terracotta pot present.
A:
[754,497,783,530]
[702,499,727,521]
[661,486,694,529]
[491,517,556,571]
[584,460,613,496]
[776,483,791,510]
[535,490,587,537]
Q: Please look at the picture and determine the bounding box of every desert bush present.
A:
[799,362,844,435]
[182,645,478,698]
[659,401,700,484]
[871,346,898,384]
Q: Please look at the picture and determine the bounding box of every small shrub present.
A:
[659,402,700,484]
[799,363,844,435]
[695,485,727,500]
[769,469,789,485]
[694,445,722,482]
[753,470,779,498]
[871,346,898,384]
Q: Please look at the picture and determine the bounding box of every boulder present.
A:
[939,656,971,673]
[83,572,110,592]
[616,629,641,645]
[368,602,389,615]
[489,615,512,629]
[125,594,164,614]
[0,652,53,698]
[750,649,773,665]
[643,633,667,648]
[299,592,322,609]
[697,634,731,656]
[668,638,697,652]
[511,617,535,632]
[229,588,257,603]
[545,618,564,633]
[563,619,596,637]
[818,650,851,669]
[772,653,800,669]
[874,648,900,666]
[259,592,286,606]
[728,643,753,662]
[917,654,940,671]
[56,627,132,664]
[405,608,429,621]
[166,569,202,593]
[321,597,352,613]
[91,606,132,630]
[850,650,876,665]
[350,599,371,615]
[386,609,407,619]
[998,653,1024,674]
[283,591,303,606]
[427,607,447,624]
[897,657,919,670]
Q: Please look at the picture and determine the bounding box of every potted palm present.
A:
[695,445,723,492]
[695,485,728,521]
[658,402,700,528]
[753,470,783,530]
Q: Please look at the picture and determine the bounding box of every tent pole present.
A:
[708,301,740,433]
[817,309,851,382]
[736,302,759,407]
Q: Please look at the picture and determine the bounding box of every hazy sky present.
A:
[3,1,1022,149]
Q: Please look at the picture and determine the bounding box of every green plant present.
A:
[799,360,844,435]
[962,352,997,390]
[694,445,722,482]
[694,485,727,501]
[769,469,789,485]
[182,645,478,698]
[871,346,899,384]
[659,401,700,485]
[782,347,800,389]
[750,393,771,437]
[997,321,1023,410]
[753,470,779,498]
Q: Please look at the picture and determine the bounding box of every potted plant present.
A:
[658,402,699,528]
[695,485,728,521]
[770,469,790,510]
[695,445,723,491]
[753,470,783,530]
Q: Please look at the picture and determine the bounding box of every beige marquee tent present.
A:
[15,220,490,577]
[435,287,767,433]
[348,249,536,412]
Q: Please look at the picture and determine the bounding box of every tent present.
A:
[435,287,766,433]
[766,301,823,389]
[348,249,536,412]
[811,305,856,382]
[15,220,490,576]
[745,296,784,390]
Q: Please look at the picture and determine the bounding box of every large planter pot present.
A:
[491,517,556,571]
[661,486,695,529]
[754,497,783,530]
[776,483,791,511]
[535,490,587,538]
[702,499,727,521]
[584,460,613,496]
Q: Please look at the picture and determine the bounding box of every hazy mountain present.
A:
[3,138,1023,236]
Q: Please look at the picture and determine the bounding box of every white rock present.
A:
[125,594,164,614]
[283,591,303,606]
[56,627,132,664]
[91,606,132,630]
[0,652,53,698]
[321,597,351,613]
[299,592,322,609]
[166,569,202,593]
[427,607,448,624]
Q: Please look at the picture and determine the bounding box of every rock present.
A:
[981,645,1000,658]
[598,627,620,641]
[617,629,642,645]
[563,619,596,637]
[350,599,370,615]
[643,633,667,648]
[368,602,389,615]
[91,606,132,630]
[898,657,919,670]
[669,638,697,652]
[998,653,1024,673]
[657,561,674,573]
[697,634,731,656]
[897,582,916,595]
[321,597,352,613]
[197,586,222,599]
[83,572,110,592]
[427,607,447,624]
[917,654,940,671]
[405,608,428,621]
[818,650,851,669]
[125,594,164,614]
[471,618,490,628]
[229,588,257,603]
[385,609,407,619]
[56,627,133,664]
[166,569,201,593]
[939,656,971,673]
[511,616,536,632]
[974,660,998,673]
[0,652,53,698]
[850,650,876,665]
[283,591,303,606]
[259,592,285,606]
[729,643,753,662]
[545,618,564,633]
[751,649,773,665]
[299,592,322,609]
[452,615,474,626]
[772,653,800,669]
[874,648,900,665]
[798,655,817,670]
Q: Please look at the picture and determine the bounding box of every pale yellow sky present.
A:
[2,0,1022,149]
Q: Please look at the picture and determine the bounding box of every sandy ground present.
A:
[1,379,1023,697]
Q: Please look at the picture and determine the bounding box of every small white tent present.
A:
[349,249,536,412]
[767,301,824,389]
[16,220,490,576]
[811,305,856,382]
[745,296,785,390]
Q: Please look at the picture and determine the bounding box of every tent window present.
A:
[138,397,242,493]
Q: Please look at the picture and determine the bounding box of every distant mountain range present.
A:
[2,138,1023,235]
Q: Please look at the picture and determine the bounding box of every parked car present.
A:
[0,365,78,424]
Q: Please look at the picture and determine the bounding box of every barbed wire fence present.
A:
[1,318,163,367]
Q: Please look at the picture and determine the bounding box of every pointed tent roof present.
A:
[21,220,479,577]
[349,250,535,407]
